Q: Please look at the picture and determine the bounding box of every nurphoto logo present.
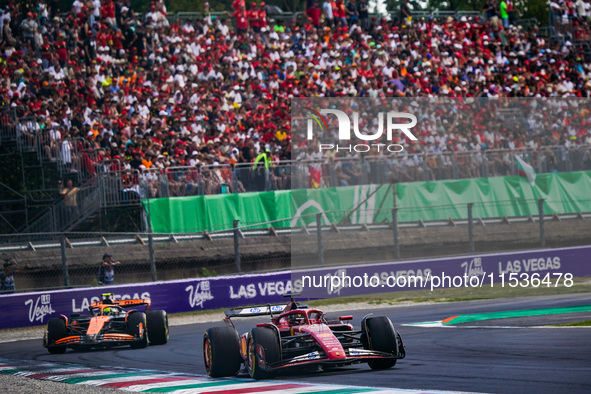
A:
[304,108,419,153]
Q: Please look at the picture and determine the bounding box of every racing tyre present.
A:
[247,327,280,380]
[146,310,169,345]
[127,312,148,349]
[365,316,398,370]
[47,317,67,354]
[203,327,241,378]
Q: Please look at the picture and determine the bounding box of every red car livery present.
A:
[203,296,405,379]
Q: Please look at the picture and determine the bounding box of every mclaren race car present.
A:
[203,295,405,379]
[43,293,168,353]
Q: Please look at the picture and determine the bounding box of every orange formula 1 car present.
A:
[203,295,405,379]
[43,293,168,353]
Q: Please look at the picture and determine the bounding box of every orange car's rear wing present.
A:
[90,298,151,310]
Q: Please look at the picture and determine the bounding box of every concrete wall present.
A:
[4,219,591,292]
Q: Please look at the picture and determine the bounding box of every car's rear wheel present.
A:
[203,327,241,377]
[146,310,169,345]
[364,316,398,370]
[127,312,148,349]
[247,327,279,380]
[47,317,67,354]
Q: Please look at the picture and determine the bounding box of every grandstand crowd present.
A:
[2,0,591,196]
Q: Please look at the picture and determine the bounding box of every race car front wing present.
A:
[44,333,137,348]
[265,346,405,370]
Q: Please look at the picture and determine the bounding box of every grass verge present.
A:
[551,320,591,327]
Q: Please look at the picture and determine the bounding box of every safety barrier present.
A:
[2,245,591,329]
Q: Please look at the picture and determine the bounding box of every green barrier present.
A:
[144,171,591,234]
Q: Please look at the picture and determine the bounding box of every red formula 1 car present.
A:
[43,293,169,353]
[203,296,405,379]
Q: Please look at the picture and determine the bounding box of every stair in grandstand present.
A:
[0,117,59,234]
[18,185,101,235]
[0,106,104,234]
[545,14,591,50]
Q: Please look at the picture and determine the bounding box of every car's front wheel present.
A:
[203,327,241,377]
[46,317,67,354]
[364,316,399,370]
[127,312,148,349]
[146,310,169,345]
[247,327,279,379]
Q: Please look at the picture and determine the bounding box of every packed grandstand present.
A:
[2,0,591,200]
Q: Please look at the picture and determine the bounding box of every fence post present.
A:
[452,154,459,179]
[538,199,545,248]
[265,169,271,191]
[60,234,69,287]
[233,220,242,273]
[316,213,324,266]
[148,227,157,281]
[231,169,238,193]
[468,203,474,253]
[360,156,368,185]
[51,206,57,233]
[329,166,337,188]
[392,208,400,260]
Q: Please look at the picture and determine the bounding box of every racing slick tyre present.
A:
[247,327,280,380]
[127,312,148,349]
[203,327,241,378]
[146,310,169,345]
[364,316,398,370]
[47,317,67,354]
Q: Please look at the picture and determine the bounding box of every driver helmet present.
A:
[103,307,112,315]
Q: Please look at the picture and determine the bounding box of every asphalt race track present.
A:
[1,294,591,393]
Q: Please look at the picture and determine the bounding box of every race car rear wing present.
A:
[223,295,310,327]
[224,305,286,318]
[224,299,310,319]
[89,293,151,311]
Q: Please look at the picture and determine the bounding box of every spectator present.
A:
[0,260,17,294]
[345,0,359,25]
[20,12,37,51]
[575,0,587,22]
[358,0,369,30]
[233,3,248,33]
[203,2,212,25]
[258,2,267,30]
[400,0,411,25]
[484,0,500,27]
[98,253,120,285]
[507,0,515,25]
[0,0,590,204]
[334,0,347,25]
[500,0,509,28]
[322,0,334,27]
[247,2,259,32]
[232,0,246,11]
[60,179,80,223]
[307,1,323,27]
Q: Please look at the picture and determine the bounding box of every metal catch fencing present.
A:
[91,146,591,206]
[0,107,18,143]
[2,198,590,293]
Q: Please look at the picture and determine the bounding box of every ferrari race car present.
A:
[203,296,405,379]
[43,293,168,353]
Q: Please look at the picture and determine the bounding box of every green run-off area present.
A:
[443,305,591,325]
